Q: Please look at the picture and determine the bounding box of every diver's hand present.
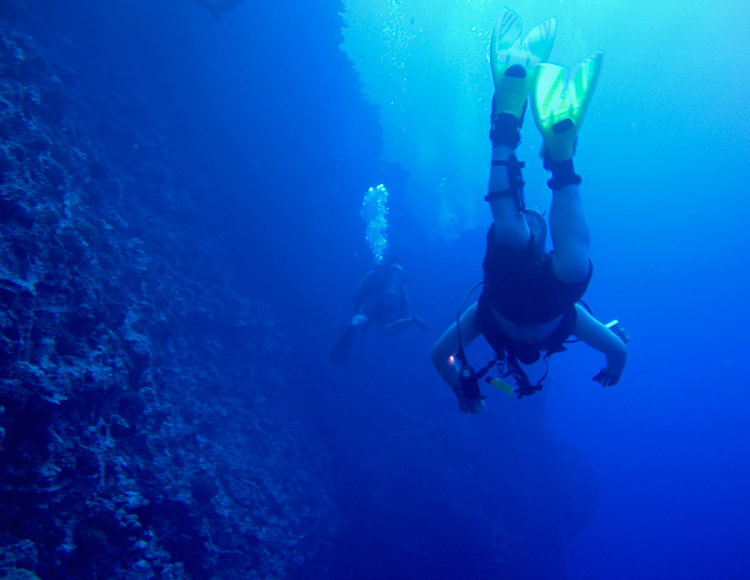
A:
[454,390,486,414]
[593,368,620,387]
[351,314,368,327]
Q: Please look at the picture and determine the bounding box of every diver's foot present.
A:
[492,64,533,125]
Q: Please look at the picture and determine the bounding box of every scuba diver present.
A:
[431,9,629,413]
[329,256,431,366]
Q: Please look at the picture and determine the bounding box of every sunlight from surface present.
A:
[341,0,749,239]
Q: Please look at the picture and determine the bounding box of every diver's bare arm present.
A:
[573,304,628,384]
[431,303,482,391]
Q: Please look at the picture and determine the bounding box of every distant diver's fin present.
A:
[210,7,221,20]
[532,51,603,160]
[490,9,557,119]
[328,325,356,366]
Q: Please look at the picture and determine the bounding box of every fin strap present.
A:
[543,156,581,191]
[490,111,524,149]
[491,159,526,168]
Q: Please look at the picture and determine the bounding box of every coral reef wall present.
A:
[0,8,331,580]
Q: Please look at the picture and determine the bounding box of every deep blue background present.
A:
[29,1,750,578]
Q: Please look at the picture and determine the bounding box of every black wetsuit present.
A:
[353,263,408,331]
[476,224,591,363]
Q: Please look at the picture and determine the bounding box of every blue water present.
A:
[26,0,750,578]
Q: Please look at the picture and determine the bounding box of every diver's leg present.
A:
[530,53,604,283]
[548,179,591,283]
[487,11,556,248]
[488,141,529,248]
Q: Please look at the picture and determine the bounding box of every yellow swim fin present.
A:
[490,9,557,119]
[532,51,603,161]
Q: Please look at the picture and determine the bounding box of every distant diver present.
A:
[431,8,629,413]
[190,0,245,20]
[329,256,431,366]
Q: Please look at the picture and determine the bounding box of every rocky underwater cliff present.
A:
[0,6,334,579]
[0,2,597,579]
